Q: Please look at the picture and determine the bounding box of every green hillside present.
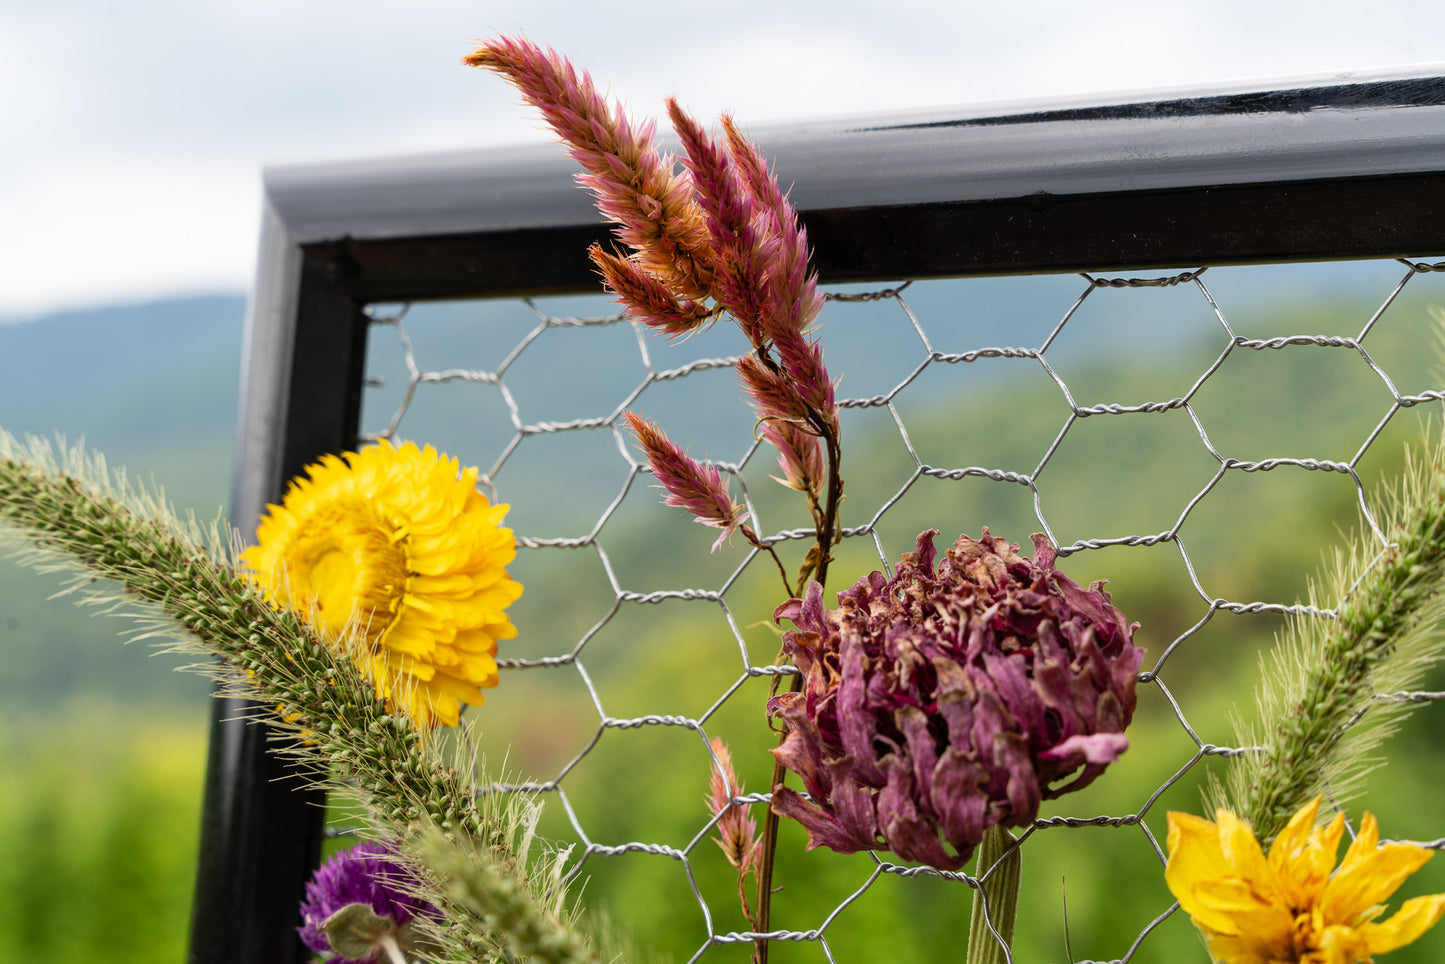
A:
[0,296,244,724]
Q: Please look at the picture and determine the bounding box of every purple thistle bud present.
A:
[298,841,437,963]
[626,412,751,551]
[768,529,1143,871]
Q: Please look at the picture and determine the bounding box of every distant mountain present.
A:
[0,264,1434,726]
[0,295,247,725]
[0,294,247,511]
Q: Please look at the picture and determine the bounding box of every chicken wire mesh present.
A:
[353,256,1445,963]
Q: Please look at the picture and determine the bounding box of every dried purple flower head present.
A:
[768,528,1143,871]
[298,841,437,963]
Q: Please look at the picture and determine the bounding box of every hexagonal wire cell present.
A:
[352,258,1445,963]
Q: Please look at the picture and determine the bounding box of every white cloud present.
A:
[3,0,1443,317]
[0,159,260,318]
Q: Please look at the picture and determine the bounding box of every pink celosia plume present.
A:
[769,329,838,435]
[464,36,715,303]
[666,99,775,345]
[589,246,716,337]
[719,115,825,335]
[706,737,759,873]
[760,420,825,500]
[735,354,808,425]
[473,33,842,590]
[625,412,750,551]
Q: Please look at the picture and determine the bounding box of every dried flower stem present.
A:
[1218,425,1445,844]
[748,389,842,961]
[966,827,1021,964]
[470,38,845,963]
[0,431,596,964]
[751,755,790,963]
[810,416,844,591]
[747,412,840,964]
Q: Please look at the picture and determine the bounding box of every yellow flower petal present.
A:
[1358,894,1445,955]
[1200,931,1276,964]
[1165,797,1445,963]
[241,439,523,730]
[1311,923,1374,964]
[1324,814,1435,926]
[1217,809,1276,888]
[1167,811,1283,942]
[1269,798,1343,906]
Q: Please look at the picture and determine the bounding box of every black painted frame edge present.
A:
[188,195,369,964]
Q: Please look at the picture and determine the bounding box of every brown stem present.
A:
[743,526,794,598]
[753,669,804,964]
[810,421,844,590]
[737,866,756,930]
[743,342,844,964]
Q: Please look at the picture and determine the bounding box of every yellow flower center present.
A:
[283,500,410,644]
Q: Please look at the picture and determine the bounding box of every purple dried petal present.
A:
[828,768,885,849]
[878,756,962,870]
[769,786,875,854]
[931,748,990,847]
[772,597,804,625]
[771,699,828,801]
[769,527,1143,871]
[838,634,886,786]
[1041,732,1130,765]
[994,730,1041,821]
[896,705,940,812]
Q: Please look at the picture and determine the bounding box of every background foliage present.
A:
[4,266,1445,962]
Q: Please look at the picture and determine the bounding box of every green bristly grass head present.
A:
[1213,419,1445,842]
[0,429,601,963]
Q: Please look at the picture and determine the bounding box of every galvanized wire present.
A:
[360,256,1445,963]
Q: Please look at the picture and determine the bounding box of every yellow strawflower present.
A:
[1166,796,1445,963]
[241,439,522,728]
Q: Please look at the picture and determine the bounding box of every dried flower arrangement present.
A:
[1,33,1445,964]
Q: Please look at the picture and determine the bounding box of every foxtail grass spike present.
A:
[1216,422,1445,843]
[0,429,598,963]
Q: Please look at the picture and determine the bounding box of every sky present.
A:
[3,0,1444,321]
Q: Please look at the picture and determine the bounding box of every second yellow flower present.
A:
[1165,796,1445,963]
